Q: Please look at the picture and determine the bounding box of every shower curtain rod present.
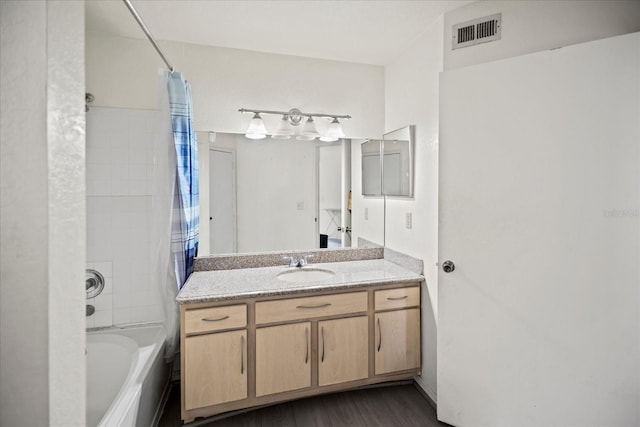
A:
[122,0,175,72]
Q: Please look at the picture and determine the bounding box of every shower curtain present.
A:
[167,72,199,286]
[152,71,199,359]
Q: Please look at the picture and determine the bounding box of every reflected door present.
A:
[209,148,236,254]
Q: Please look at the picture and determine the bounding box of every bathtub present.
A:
[86,325,170,427]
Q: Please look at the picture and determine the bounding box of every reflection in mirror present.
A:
[199,132,352,255]
[351,139,385,249]
[382,125,414,197]
[361,139,382,196]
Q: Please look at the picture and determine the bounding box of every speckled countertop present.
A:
[177,259,423,304]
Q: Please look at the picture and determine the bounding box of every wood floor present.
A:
[158,382,451,427]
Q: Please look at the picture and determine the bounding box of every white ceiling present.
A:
[85,0,473,66]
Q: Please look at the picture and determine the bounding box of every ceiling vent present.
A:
[452,13,501,50]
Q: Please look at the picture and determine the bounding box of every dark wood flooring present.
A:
[158,382,451,427]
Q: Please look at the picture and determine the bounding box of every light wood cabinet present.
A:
[184,329,247,410]
[318,316,369,386]
[375,287,420,311]
[184,304,246,334]
[181,282,421,421]
[374,308,420,375]
[255,291,367,324]
[256,322,311,396]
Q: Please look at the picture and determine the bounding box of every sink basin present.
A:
[277,268,336,283]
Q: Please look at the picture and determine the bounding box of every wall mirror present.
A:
[199,132,356,256]
[360,125,414,198]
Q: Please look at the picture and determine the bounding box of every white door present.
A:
[439,33,639,427]
[209,148,236,254]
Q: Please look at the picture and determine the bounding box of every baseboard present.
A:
[413,377,437,410]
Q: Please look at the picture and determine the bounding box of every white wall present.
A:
[0,1,85,425]
[444,0,640,70]
[86,33,384,139]
[86,107,164,327]
[383,18,444,402]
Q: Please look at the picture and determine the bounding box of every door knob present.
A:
[442,260,455,273]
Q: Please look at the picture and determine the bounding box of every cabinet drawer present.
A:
[375,287,420,311]
[256,292,367,324]
[185,305,247,334]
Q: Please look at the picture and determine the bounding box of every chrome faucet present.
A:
[299,254,314,267]
[283,254,314,268]
[283,255,300,268]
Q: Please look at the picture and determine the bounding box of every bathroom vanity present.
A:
[177,255,423,422]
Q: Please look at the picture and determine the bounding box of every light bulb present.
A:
[245,113,267,139]
[271,115,294,139]
[300,116,320,139]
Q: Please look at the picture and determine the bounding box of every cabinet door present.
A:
[256,322,311,397]
[375,308,420,375]
[184,330,247,410]
[318,316,368,386]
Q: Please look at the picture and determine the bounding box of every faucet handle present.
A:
[283,256,299,268]
[299,254,315,267]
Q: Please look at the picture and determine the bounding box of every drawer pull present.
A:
[377,318,382,352]
[296,303,331,309]
[387,296,408,301]
[201,315,230,322]
[305,327,309,364]
[240,335,245,375]
[321,326,325,363]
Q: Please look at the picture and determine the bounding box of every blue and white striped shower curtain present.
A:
[167,72,199,289]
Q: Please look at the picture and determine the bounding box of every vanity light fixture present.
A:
[245,112,268,139]
[298,116,320,140]
[319,117,346,142]
[239,107,350,141]
[271,115,295,139]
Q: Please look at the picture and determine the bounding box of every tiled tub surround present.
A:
[86,261,114,328]
[179,258,422,304]
[177,255,424,422]
[86,107,163,327]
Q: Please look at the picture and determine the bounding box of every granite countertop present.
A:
[177,259,423,304]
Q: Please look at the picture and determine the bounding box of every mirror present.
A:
[382,125,414,197]
[361,139,382,196]
[360,125,414,198]
[199,132,354,255]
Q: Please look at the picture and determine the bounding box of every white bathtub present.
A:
[86,325,170,427]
